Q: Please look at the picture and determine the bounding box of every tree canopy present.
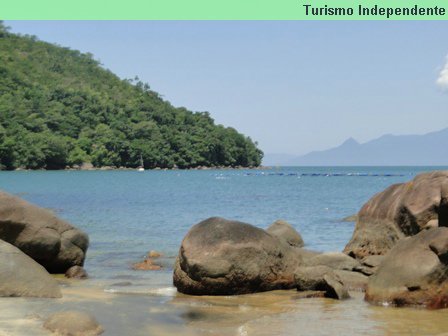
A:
[0,22,263,170]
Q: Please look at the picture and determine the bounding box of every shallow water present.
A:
[1,167,448,335]
[2,284,448,336]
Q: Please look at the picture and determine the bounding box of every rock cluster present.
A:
[173,217,302,295]
[174,171,448,309]
[0,191,89,273]
[365,227,448,308]
[344,171,448,259]
[173,217,364,297]
[0,190,89,299]
[132,251,163,271]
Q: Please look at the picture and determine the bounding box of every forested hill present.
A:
[0,22,263,170]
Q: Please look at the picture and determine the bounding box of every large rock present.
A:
[365,227,448,308]
[344,171,448,259]
[266,220,304,247]
[0,239,61,298]
[0,191,89,273]
[43,311,103,335]
[173,217,302,295]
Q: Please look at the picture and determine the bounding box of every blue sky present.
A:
[5,21,448,156]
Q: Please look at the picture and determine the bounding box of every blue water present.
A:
[0,166,445,285]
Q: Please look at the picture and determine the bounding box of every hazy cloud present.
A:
[437,56,448,90]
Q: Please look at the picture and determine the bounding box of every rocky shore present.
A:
[12,164,271,172]
[174,171,448,309]
[0,191,98,334]
[2,170,448,335]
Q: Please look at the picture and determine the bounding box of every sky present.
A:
[5,21,448,156]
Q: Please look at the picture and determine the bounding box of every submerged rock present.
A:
[0,191,89,273]
[132,257,162,271]
[43,311,103,336]
[266,220,304,247]
[147,250,162,258]
[344,171,448,259]
[173,217,302,295]
[0,239,61,298]
[365,227,448,308]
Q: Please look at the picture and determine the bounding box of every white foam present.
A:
[104,286,177,297]
[237,325,249,336]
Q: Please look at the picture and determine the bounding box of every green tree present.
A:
[0,28,263,170]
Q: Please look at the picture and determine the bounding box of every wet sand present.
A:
[1,277,448,336]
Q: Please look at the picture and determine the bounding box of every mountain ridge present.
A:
[273,127,448,166]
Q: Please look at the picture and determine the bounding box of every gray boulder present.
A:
[0,191,89,273]
[344,171,448,259]
[334,270,369,291]
[303,252,361,271]
[0,239,61,298]
[303,251,374,275]
[266,220,304,247]
[173,217,302,295]
[361,255,385,268]
[365,227,448,308]
[43,311,103,335]
[294,266,349,300]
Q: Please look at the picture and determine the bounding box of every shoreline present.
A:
[3,279,448,336]
[9,165,272,172]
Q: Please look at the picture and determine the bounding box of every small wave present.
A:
[104,286,177,297]
[237,325,249,336]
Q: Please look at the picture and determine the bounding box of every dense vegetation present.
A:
[0,22,263,170]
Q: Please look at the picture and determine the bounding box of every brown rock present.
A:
[294,266,350,300]
[361,255,385,268]
[0,191,89,273]
[173,217,302,295]
[365,227,448,308]
[0,239,61,298]
[132,258,162,271]
[334,270,368,292]
[303,252,361,271]
[344,171,448,259]
[266,219,305,247]
[147,250,162,258]
[293,290,326,299]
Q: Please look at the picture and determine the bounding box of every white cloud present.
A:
[437,56,448,91]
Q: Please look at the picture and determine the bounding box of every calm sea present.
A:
[1,167,447,336]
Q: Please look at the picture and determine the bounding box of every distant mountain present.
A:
[288,128,448,166]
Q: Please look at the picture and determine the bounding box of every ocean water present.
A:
[1,166,448,335]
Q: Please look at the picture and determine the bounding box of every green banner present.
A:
[1,0,447,20]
